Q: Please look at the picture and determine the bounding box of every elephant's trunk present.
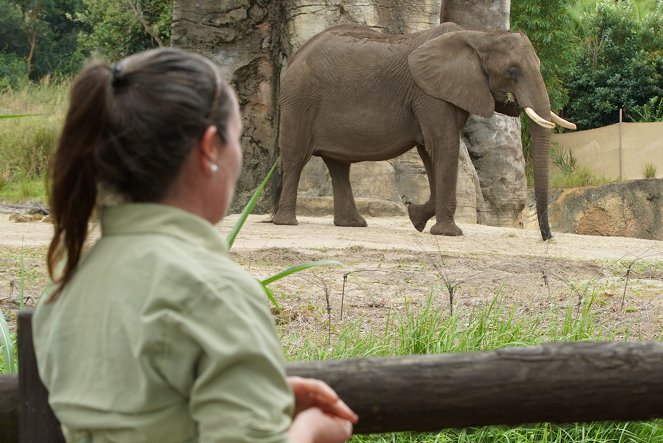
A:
[529,111,552,240]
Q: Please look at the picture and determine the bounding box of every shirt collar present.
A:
[100,203,229,255]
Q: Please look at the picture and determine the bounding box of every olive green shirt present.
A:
[34,203,294,443]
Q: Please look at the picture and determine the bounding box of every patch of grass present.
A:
[282,290,607,361]
[0,245,51,309]
[0,79,69,203]
[642,162,657,179]
[0,174,47,202]
[549,148,611,188]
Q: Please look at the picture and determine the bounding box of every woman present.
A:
[33,47,357,443]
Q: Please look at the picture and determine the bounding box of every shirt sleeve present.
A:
[172,276,294,443]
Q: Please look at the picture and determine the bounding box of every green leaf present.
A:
[260,283,281,311]
[0,114,42,119]
[0,309,16,374]
[226,160,278,250]
[260,259,341,286]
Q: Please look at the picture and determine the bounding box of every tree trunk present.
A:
[171,1,284,213]
[441,0,510,31]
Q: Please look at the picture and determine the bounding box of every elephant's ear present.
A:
[408,31,494,118]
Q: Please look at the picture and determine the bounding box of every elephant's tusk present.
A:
[551,112,577,130]
[524,107,555,129]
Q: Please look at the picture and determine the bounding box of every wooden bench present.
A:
[2,310,663,441]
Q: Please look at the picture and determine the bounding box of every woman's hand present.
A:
[289,407,354,443]
[288,376,358,423]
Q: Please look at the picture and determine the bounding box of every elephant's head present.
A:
[407,30,575,240]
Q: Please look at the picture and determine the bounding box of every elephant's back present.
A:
[288,24,428,67]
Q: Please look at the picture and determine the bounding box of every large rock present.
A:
[524,179,663,240]
[172,0,282,212]
[462,114,526,227]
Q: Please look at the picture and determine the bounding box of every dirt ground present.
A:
[1,212,662,341]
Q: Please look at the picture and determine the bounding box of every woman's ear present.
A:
[199,125,220,174]
[408,31,494,118]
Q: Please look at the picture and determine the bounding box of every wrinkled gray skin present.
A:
[273,22,554,240]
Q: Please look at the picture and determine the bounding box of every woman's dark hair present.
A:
[47,48,235,300]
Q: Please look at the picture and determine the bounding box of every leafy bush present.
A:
[630,96,663,122]
[77,0,173,61]
[564,1,663,129]
[0,52,28,91]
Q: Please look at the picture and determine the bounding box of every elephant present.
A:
[272,22,575,240]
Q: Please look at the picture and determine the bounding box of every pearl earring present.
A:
[210,163,219,173]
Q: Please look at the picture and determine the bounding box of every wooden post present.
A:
[18,311,65,443]
[619,108,624,180]
[0,375,19,443]
[288,341,663,434]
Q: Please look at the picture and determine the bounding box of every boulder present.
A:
[462,114,526,228]
[525,179,663,240]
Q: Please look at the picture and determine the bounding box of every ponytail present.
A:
[47,62,112,301]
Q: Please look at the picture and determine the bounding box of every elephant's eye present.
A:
[508,66,520,80]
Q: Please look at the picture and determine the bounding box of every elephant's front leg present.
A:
[273,160,304,225]
[430,135,463,237]
[322,157,367,227]
[408,146,436,232]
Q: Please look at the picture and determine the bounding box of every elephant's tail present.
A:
[272,159,282,215]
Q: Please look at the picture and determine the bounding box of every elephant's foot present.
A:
[333,214,367,227]
[430,221,463,236]
[407,203,434,232]
[272,211,299,226]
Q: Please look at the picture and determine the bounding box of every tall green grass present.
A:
[0,309,16,374]
[282,290,663,442]
[0,79,69,203]
[549,148,611,188]
[283,291,603,362]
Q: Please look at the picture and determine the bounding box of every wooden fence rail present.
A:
[1,311,663,441]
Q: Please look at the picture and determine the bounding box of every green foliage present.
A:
[630,96,663,122]
[0,52,28,92]
[77,0,173,61]
[564,1,663,129]
[6,0,88,80]
[511,0,579,112]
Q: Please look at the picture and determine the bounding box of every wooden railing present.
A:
[2,311,663,442]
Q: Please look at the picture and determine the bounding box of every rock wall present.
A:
[171,0,526,227]
[544,179,663,241]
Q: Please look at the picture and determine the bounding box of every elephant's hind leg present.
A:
[408,146,436,232]
[323,157,367,227]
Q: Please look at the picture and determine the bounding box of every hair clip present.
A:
[110,63,124,87]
